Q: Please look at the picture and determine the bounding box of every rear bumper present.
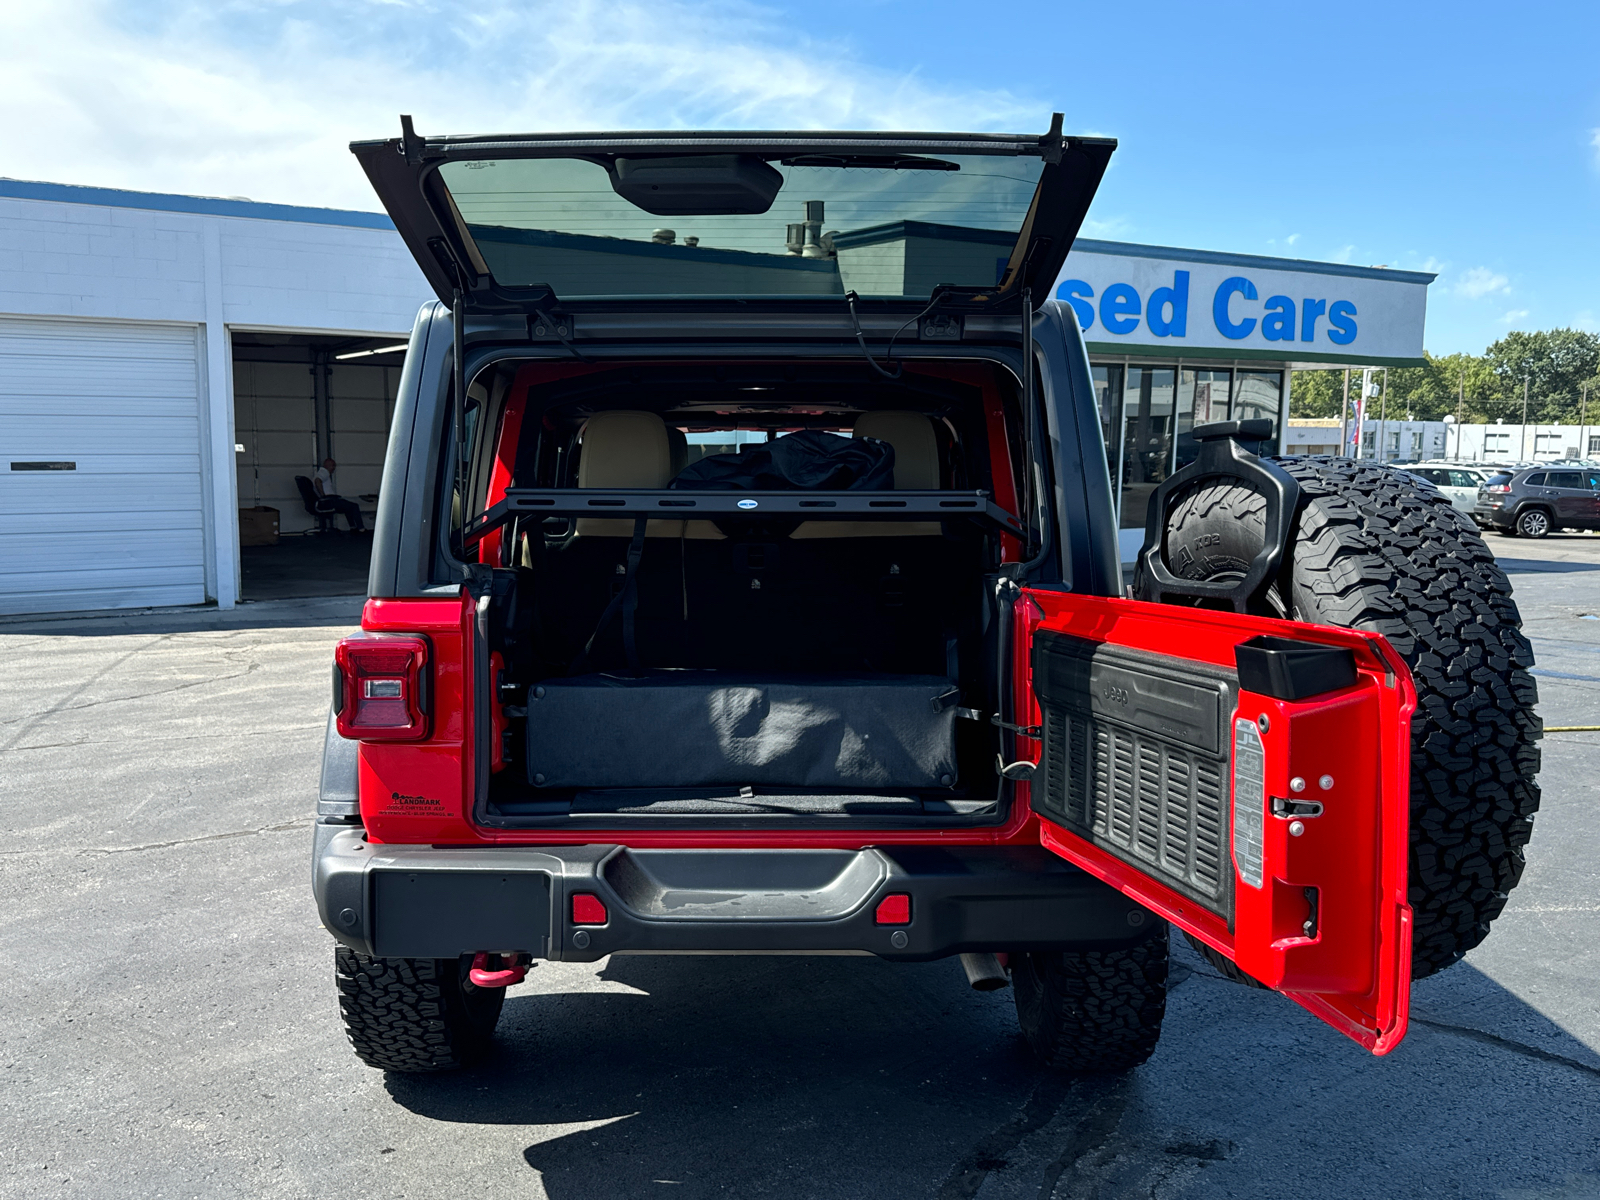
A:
[1473,504,1513,528]
[312,822,1159,963]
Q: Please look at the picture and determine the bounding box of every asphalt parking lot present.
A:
[1,533,1597,1199]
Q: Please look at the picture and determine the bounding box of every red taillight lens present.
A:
[334,634,430,741]
[874,894,911,925]
[1485,484,1511,493]
[571,894,609,925]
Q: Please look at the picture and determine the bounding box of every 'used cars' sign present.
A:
[1053,242,1432,364]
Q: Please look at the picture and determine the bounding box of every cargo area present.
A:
[472,359,1029,828]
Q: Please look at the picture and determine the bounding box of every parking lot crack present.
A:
[1412,1018,1600,1078]
[0,634,175,747]
[80,820,308,856]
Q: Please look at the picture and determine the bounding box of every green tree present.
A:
[1483,329,1600,424]
[1288,368,1345,418]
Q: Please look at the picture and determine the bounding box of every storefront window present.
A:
[1175,368,1231,470]
[1119,367,1176,529]
[1090,364,1124,484]
[1232,371,1282,445]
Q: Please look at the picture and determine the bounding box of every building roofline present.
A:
[829,220,1017,251]
[1071,238,1437,285]
[0,178,1438,287]
[0,177,397,232]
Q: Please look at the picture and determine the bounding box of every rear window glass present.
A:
[437,154,1043,301]
[1484,473,1512,487]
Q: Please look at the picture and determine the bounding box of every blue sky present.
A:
[3,0,1594,354]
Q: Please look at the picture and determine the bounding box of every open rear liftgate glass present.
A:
[1019,592,1415,1054]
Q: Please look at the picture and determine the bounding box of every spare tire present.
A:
[1135,456,1542,979]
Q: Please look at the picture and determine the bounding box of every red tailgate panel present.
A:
[1022,590,1415,1054]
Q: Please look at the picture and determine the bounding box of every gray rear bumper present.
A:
[312,821,1159,963]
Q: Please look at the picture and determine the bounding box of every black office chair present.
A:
[294,475,338,534]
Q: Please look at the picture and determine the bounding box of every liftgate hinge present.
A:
[989,714,1041,739]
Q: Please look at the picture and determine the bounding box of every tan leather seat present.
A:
[575,410,722,539]
[791,410,943,538]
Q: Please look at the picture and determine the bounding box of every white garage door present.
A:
[0,317,207,616]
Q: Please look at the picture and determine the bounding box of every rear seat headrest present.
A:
[854,411,939,490]
[578,410,671,489]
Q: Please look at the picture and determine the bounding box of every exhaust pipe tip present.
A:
[960,952,1010,991]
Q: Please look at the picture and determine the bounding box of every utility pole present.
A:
[1356,368,1372,459]
[1520,373,1530,461]
[1456,369,1465,461]
[1581,383,1590,463]
[1341,368,1351,458]
[1378,367,1389,461]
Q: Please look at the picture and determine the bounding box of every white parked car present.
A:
[1403,463,1493,513]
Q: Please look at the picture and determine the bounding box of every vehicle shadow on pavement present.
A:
[381,946,1600,1200]
[1493,557,1600,574]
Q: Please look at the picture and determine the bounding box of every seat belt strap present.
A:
[620,517,647,673]
[576,518,648,674]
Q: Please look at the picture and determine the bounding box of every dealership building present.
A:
[0,178,1434,615]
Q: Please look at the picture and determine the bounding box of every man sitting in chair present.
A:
[312,458,367,533]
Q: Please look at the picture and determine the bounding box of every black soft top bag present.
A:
[671,429,894,491]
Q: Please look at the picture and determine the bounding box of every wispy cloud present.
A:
[1502,309,1530,324]
[1591,128,1600,168]
[1456,266,1510,299]
[0,0,1042,210]
[1285,233,1300,246]
[1081,215,1134,239]
[1329,244,1357,264]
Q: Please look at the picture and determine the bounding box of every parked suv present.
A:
[1474,466,1600,537]
[314,117,1541,1074]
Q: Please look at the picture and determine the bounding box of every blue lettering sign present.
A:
[1100,283,1142,335]
[1262,295,1295,342]
[1328,300,1358,345]
[1146,271,1190,338]
[1055,279,1095,331]
[1300,298,1327,342]
[1213,277,1257,340]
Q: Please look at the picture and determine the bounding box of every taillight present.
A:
[1484,483,1511,493]
[334,634,430,741]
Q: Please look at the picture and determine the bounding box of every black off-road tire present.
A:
[1143,457,1541,979]
[334,946,505,1072]
[1012,928,1168,1072]
[1514,507,1552,538]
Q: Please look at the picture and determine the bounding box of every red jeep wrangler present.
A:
[313,117,1541,1073]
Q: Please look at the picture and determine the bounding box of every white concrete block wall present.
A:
[1442,424,1599,463]
[0,184,431,610]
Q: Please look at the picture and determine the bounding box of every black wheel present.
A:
[334,946,505,1072]
[1515,507,1552,538]
[1012,928,1168,1072]
[1140,458,1541,979]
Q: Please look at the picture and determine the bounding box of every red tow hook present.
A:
[469,952,530,988]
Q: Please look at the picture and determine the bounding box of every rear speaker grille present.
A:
[1037,710,1229,909]
[1031,632,1236,917]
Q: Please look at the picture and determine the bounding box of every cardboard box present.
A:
[239,506,279,546]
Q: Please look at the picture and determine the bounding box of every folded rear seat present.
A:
[525,671,960,790]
